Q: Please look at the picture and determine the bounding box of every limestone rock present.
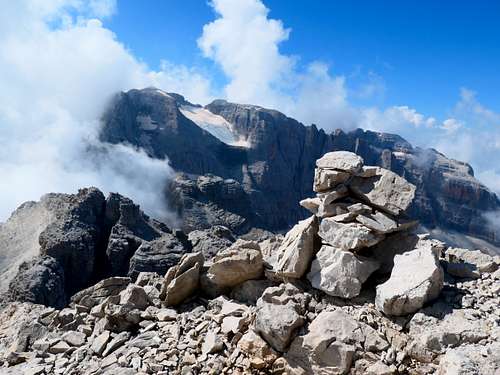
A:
[285,310,365,375]
[445,247,498,279]
[299,197,321,215]
[238,330,278,369]
[274,216,318,278]
[205,240,263,288]
[255,284,308,352]
[71,277,131,309]
[119,284,150,310]
[230,279,273,304]
[161,252,204,306]
[408,307,490,356]
[355,211,398,234]
[127,233,189,279]
[313,168,351,193]
[316,151,364,173]
[319,218,384,251]
[375,240,444,316]
[307,246,380,298]
[350,167,416,215]
[188,225,235,260]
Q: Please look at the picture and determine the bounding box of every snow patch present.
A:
[155,89,172,98]
[180,105,249,147]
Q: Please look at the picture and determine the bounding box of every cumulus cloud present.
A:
[199,0,360,131]
[0,0,212,221]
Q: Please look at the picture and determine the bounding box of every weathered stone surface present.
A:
[316,151,364,173]
[104,192,170,277]
[161,252,203,306]
[61,331,86,347]
[376,240,444,316]
[369,232,421,274]
[127,233,189,279]
[255,284,308,352]
[201,331,224,355]
[408,307,489,357]
[188,225,235,260]
[230,279,273,304]
[299,197,321,215]
[6,256,66,309]
[274,216,318,278]
[356,211,398,234]
[286,309,377,375]
[238,330,278,369]
[437,343,500,375]
[350,167,416,216]
[313,168,351,193]
[119,284,150,310]
[308,246,380,298]
[71,276,131,309]
[319,218,384,251]
[445,247,498,279]
[205,240,263,288]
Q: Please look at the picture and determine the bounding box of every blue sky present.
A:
[105,0,500,118]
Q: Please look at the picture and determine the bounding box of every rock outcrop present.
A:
[0,188,187,308]
[375,237,445,316]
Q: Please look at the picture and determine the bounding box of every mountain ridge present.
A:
[100,87,500,248]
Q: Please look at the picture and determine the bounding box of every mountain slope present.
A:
[100,88,500,247]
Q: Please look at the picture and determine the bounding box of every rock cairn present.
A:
[2,151,500,374]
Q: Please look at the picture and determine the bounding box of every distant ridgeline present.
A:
[100,88,500,248]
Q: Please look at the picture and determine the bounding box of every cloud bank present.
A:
[0,0,214,221]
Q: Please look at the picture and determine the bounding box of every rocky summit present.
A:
[1,151,500,374]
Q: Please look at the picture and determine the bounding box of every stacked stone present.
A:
[274,151,418,300]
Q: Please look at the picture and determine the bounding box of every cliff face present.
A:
[100,88,500,245]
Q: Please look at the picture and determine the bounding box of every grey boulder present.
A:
[255,284,309,352]
[315,151,364,173]
[319,218,384,251]
[375,240,444,316]
[350,167,416,216]
[307,246,380,298]
[274,216,318,278]
[161,252,204,306]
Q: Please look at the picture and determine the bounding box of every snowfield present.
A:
[180,105,249,147]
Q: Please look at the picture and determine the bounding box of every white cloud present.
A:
[0,0,212,221]
[198,0,360,131]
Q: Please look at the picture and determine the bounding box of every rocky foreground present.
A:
[1,152,500,374]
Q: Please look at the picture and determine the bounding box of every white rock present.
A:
[445,248,498,279]
[316,151,364,173]
[255,284,308,352]
[274,216,318,278]
[307,246,380,298]
[201,331,224,355]
[319,218,384,251]
[119,284,150,310]
[206,240,263,288]
[350,167,416,215]
[313,168,351,192]
[375,241,444,316]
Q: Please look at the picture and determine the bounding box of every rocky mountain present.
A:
[100,88,500,249]
[0,188,190,309]
[1,152,500,374]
